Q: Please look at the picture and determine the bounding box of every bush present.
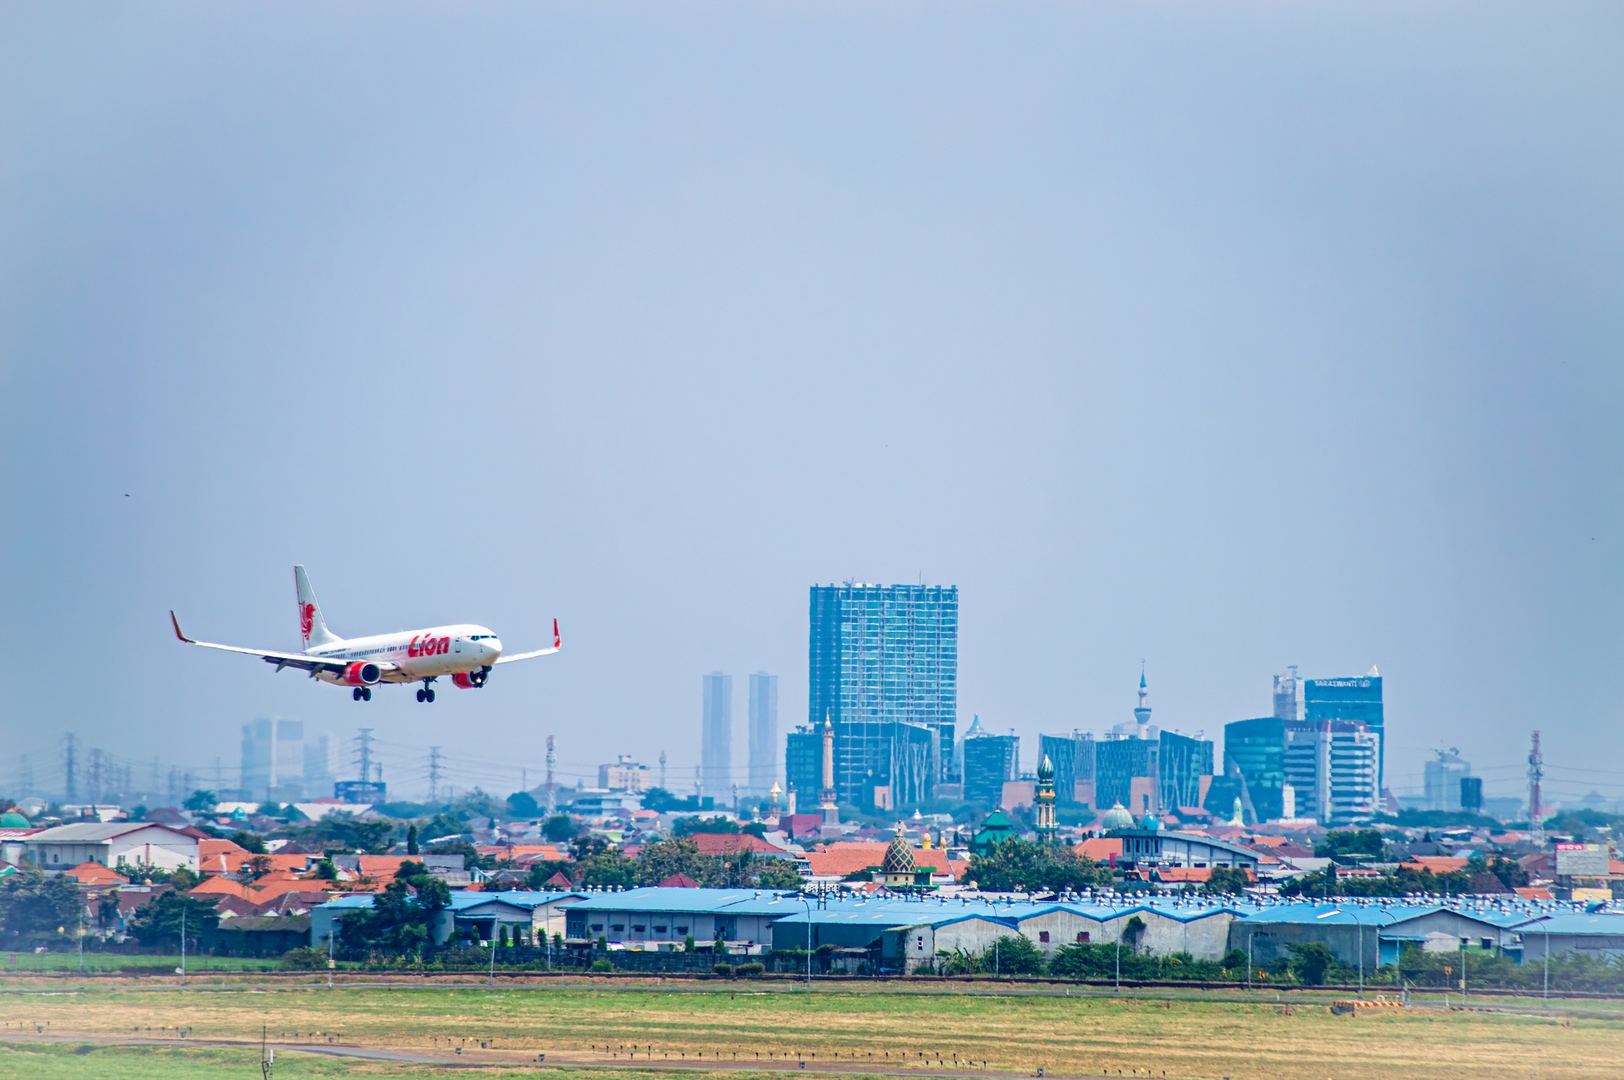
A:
[279,947,329,971]
[736,962,765,977]
[712,963,733,976]
[590,958,614,973]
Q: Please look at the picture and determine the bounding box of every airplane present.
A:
[170,565,559,702]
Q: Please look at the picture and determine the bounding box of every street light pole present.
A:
[180,905,186,987]
[793,894,812,989]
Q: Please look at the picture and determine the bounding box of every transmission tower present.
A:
[62,733,77,803]
[545,735,556,814]
[353,728,375,784]
[87,748,104,804]
[1528,730,1545,848]
[428,747,444,803]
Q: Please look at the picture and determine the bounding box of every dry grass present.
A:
[0,981,1618,1079]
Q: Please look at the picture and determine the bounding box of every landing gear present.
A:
[417,680,436,703]
[353,687,373,702]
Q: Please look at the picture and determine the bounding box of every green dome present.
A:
[1037,754,1055,782]
[1101,802,1135,832]
[1141,813,1160,831]
[0,811,28,828]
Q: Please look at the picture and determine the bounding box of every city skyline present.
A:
[3,7,1620,812]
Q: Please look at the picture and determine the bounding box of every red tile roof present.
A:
[198,839,253,875]
[688,833,787,857]
[659,873,700,888]
[65,862,127,886]
[1403,856,1469,874]
[803,842,951,878]
[1073,838,1122,861]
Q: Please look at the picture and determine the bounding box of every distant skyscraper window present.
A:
[808,583,957,804]
[748,673,779,795]
[701,672,732,798]
[962,731,1019,807]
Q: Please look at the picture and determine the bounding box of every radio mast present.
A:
[1527,730,1545,849]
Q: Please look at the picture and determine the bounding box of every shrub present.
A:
[712,963,733,976]
[590,958,614,973]
[736,962,765,977]
[279,947,329,971]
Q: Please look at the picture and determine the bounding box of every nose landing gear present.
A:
[351,687,372,702]
[416,679,437,703]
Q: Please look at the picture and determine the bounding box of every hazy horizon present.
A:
[3,3,1621,813]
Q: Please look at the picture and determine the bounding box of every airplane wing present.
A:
[169,611,373,674]
[493,618,562,665]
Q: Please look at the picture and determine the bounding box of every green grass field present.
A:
[1,981,1619,1079]
[1,952,281,974]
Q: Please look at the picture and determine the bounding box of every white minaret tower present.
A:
[1133,662,1152,735]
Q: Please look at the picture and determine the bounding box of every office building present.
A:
[1304,669,1384,791]
[1222,717,1287,823]
[1460,776,1484,813]
[784,725,822,807]
[599,755,651,793]
[240,718,305,802]
[1424,749,1471,812]
[808,583,958,803]
[1095,737,1158,816]
[748,673,779,795]
[1157,730,1213,814]
[1038,732,1096,807]
[303,734,335,797]
[701,672,732,799]
[962,729,1018,807]
[1272,666,1300,721]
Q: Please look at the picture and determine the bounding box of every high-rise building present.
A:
[1424,749,1471,812]
[1039,732,1096,807]
[1157,730,1213,813]
[1325,721,1379,822]
[303,734,335,797]
[1222,717,1287,823]
[701,672,732,798]
[1304,669,1384,791]
[962,730,1018,807]
[599,755,651,792]
[748,673,779,795]
[241,719,273,801]
[808,583,958,803]
[1095,738,1158,815]
[1272,666,1300,721]
[784,725,821,807]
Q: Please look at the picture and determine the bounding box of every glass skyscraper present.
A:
[808,583,958,805]
[747,672,778,795]
[701,672,732,798]
[1304,671,1384,791]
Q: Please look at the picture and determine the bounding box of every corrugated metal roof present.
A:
[568,887,805,915]
[26,822,186,843]
[1517,913,1624,936]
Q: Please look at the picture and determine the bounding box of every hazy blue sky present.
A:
[3,3,1620,809]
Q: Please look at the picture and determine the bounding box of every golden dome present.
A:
[882,823,916,875]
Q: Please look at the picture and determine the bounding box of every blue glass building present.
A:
[1304,672,1384,791]
[809,583,958,805]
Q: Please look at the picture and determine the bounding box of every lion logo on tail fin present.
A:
[300,603,315,640]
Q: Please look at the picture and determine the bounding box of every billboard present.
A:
[1554,843,1610,878]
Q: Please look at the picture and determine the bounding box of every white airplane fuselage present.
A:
[306,625,503,685]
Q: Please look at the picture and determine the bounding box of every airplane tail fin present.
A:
[293,565,342,648]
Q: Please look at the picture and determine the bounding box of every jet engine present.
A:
[452,667,490,690]
[343,661,382,686]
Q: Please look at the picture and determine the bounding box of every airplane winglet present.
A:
[170,610,194,643]
[553,617,561,650]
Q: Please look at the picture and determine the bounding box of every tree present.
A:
[351,820,396,855]
[967,839,1104,892]
[406,824,419,855]
[640,788,700,813]
[526,861,575,889]
[1121,916,1147,953]
[673,816,740,837]
[128,892,220,949]
[575,848,639,889]
[982,934,1045,976]
[636,838,714,886]
[246,855,274,881]
[1314,829,1385,860]
[338,864,450,954]
[541,815,577,843]
[0,871,84,945]
[754,861,806,891]
[1287,941,1335,985]
[1201,867,1252,895]
[506,791,540,819]
[183,790,217,813]
[230,831,267,854]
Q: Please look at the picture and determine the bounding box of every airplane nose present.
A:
[486,637,503,656]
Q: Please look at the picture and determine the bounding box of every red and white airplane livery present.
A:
[170,565,560,702]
